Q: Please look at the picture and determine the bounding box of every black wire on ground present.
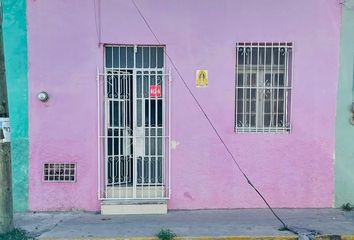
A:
[130,0,288,229]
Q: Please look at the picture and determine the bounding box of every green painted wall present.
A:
[2,0,28,212]
[335,1,354,207]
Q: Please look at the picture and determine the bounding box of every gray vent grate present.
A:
[43,163,76,182]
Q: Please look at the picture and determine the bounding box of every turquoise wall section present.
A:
[3,0,28,212]
[335,1,354,206]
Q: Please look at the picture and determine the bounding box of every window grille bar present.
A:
[270,42,274,132]
[242,45,246,129]
[133,48,137,199]
[276,43,279,131]
[148,70,151,197]
[248,46,252,132]
[155,72,158,197]
[256,43,260,129]
[262,43,266,133]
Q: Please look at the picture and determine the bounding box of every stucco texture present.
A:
[3,0,29,212]
[27,0,340,211]
[335,1,354,206]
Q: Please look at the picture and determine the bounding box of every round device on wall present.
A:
[38,91,49,102]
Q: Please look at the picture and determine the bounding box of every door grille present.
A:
[98,45,171,200]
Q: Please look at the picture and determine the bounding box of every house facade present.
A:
[4,0,353,214]
[335,0,354,207]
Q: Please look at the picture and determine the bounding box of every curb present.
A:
[39,235,354,240]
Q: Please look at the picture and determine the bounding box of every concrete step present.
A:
[101,201,167,215]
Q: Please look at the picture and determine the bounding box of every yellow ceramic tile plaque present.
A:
[196,70,208,88]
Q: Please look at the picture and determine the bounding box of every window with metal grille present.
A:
[43,163,76,182]
[235,42,293,133]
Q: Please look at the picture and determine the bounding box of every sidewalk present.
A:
[14,209,354,240]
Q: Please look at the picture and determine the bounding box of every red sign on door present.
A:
[150,85,161,97]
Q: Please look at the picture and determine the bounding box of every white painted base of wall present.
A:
[101,203,167,215]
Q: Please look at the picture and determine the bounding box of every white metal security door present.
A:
[99,45,171,200]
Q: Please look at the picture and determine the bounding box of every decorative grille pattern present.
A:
[43,163,76,182]
[235,42,293,133]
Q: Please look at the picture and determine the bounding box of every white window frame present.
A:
[235,42,293,133]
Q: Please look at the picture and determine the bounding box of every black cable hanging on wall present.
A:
[129,1,321,239]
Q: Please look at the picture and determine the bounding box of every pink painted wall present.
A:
[27,0,340,211]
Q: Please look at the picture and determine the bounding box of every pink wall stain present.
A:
[27,0,340,211]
